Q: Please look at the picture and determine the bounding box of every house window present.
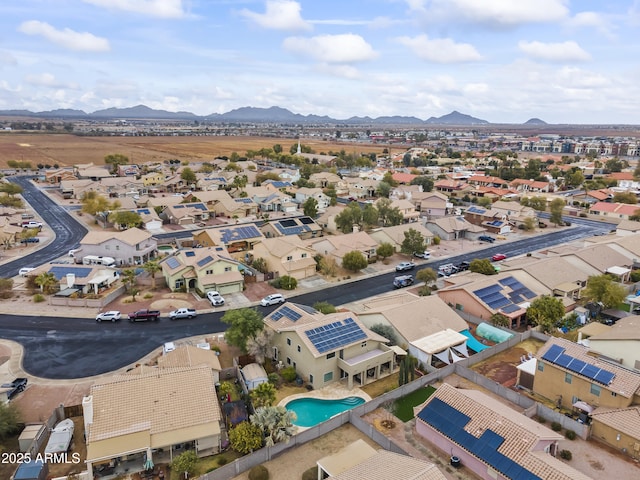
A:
[611,391,617,397]
[537,362,544,372]
[309,374,314,384]
[175,279,184,288]
[286,255,293,261]
[206,269,213,275]
[105,245,110,250]
[293,362,296,369]
[565,373,572,384]
[324,372,333,382]
[301,253,307,258]
[287,338,291,346]
[297,345,301,353]
[591,384,601,396]
[287,357,291,365]
[115,245,120,250]
[326,352,336,360]
[224,266,231,272]
[361,342,367,348]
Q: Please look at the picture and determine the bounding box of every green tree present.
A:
[613,192,637,204]
[81,191,112,216]
[231,174,248,191]
[410,176,434,192]
[630,209,640,222]
[34,272,57,294]
[0,183,23,196]
[527,296,565,333]
[376,242,394,261]
[342,251,368,272]
[334,202,362,233]
[605,158,625,173]
[221,308,264,353]
[583,274,626,308]
[491,313,510,328]
[522,217,536,231]
[377,198,403,226]
[0,402,21,440]
[252,257,269,274]
[142,260,161,290]
[565,169,585,187]
[416,268,437,285]
[108,210,142,229]
[278,275,297,290]
[312,301,337,314]
[369,323,397,345]
[362,204,379,228]
[525,196,547,211]
[180,167,197,186]
[401,228,425,255]
[170,450,198,479]
[398,355,418,386]
[469,258,497,275]
[302,197,318,218]
[376,181,391,198]
[250,382,276,408]
[251,406,297,447]
[477,196,492,208]
[104,153,129,173]
[120,268,137,293]
[549,198,565,226]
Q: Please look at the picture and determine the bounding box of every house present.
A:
[253,191,297,214]
[141,171,165,187]
[157,345,221,383]
[45,168,76,184]
[309,172,341,188]
[251,236,317,280]
[294,187,331,210]
[463,206,512,234]
[589,406,640,460]
[426,216,485,241]
[194,224,264,254]
[260,216,323,240]
[437,271,548,328]
[308,231,378,263]
[368,223,433,253]
[316,439,446,480]
[411,191,450,218]
[264,303,397,389]
[78,228,157,266]
[586,316,640,370]
[534,337,640,412]
[117,164,139,177]
[415,383,591,480]
[434,179,472,198]
[377,198,420,223]
[389,184,422,201]
[298,152,338,166]
[162,202,209,225]
[75,165,112,181]
[315,205,344,234]
[590,202,639,221]
[83,366,223,478]
[60,179,96,199]
[466,174,510,189]
[24,264,120,296]
[161,247,244,293]
[615,219,640,236]
[510,179,552,193]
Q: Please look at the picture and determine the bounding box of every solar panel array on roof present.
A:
[299,216,314,224]
[295,303,318,315]
[467,206,486,214]
[280,219,297,227]
[49,266,92,279]
[191,203,207,211]
[305,317,367,353]
[136,209,151,215]
[541,344,616,385]
[173,204,184,208]
[219,225,261,243]
[197,255,214,267]
[234,198,253,204]
[418,398,542,480]
[275,222,311,236]
[501,303,521,314]
[500,276,537,299]
[185,251,196,257]
[270,305,302,322]
[165,257,180,269]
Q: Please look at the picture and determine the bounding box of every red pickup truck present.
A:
[128,309,161,322]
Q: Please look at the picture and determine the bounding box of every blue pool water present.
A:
[285,396,365,427]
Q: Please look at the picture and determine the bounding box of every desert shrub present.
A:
[559,449,572,460]
[565,429,576,440]
[248,465,269,480]
[211,345,221,353]
[279,275,297,290]
[302,466,318,480]
[630,270,640,283]
[535,415,546,424]
[143,293,153,299]
[280,366,297,382]
[217,456,228,466]
[551,421,562,431]
[267,372,280,385]
[33,294,45,303]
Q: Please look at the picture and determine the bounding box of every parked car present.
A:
[1,378,28,400]
[96,311,122,322]
[456,261,471,271]
[207,290,225,306]
[413,251,432,260]
[393,275,414,289]
[491,253,507,261]
[395,261,416,272]
[20,237,40,244]
[128,309,161,322]
[18,267,35,276]
[169,308,197,320]
[21,221,43,229]
[260,293,285,306]
[478,235,496,243]
[438,263,457,277]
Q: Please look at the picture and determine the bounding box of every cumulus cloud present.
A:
[18,21,110,52]
[518,40,591,62]
[406,0,569,27]
[396,34,482,63]
[283,34,378,64]
[240,0,312,31]
[82,0,188,18]
[566,11,615,37]
[24,73,79,89]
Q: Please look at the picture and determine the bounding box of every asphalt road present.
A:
[0,176,87,278]
[0,178,616,378]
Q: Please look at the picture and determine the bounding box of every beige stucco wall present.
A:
[590,419,640,459]
[589,340,639,370]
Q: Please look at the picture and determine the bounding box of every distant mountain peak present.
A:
[524,117,547,125]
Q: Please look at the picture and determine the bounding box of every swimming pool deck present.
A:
[278,383,372,408]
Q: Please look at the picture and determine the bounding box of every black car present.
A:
[2,378,28,400]
[456,261,471,271]
[478,235,495,243]
[20,237,40,243]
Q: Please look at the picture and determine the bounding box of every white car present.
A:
[260,293,285,306]
[207,290,225,306]
[19,267,36,277]
[395,261,416,272]
[96,311,122,322]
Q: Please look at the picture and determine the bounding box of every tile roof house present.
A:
[83,366,223,478]
[589,406,640,460]
[415,383,591,480]
[378,198,421,223]
[264,303,396,389]
[251,236,318,280]
[294,187,331,211]
[410,191,450,218]
[194,224,264,254]
[26,264,120,295]
[161,247,244,294]
[157,345,221,383]
[307,231,378,263]
[589,201,639,220]
[309,171,342,188]
[426,216,485,241]
[260,216,323,240]
[368,223,434,253]
[161,202,210,225]
[79,228,157,266]
[317,439,446,480]
[586,316,640,371]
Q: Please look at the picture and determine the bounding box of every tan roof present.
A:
[411,329,468,354]
[570,244,633,272]
[427,216,484,233]
[254,236,315,258]
[157,345,221,371]
[616,220,640,233]
[577,322,611,338]
[81,227,151,247]
[370,223,434,245]
[418,384,591,480]
[537,337,640,398]
[588,315,640,341]
[501,257,588,291]
[590,406,640,439]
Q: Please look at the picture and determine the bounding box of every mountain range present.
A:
[0,104,508,125]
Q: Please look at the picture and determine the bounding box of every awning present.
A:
[572,401,594,414]
[388,345,407,356]
[54,287,80,297]
[433,349,451,365]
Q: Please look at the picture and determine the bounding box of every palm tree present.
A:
[142,260,161,290]
[250,406,297,447]
[35,272,57,294]
[120,268,137,293]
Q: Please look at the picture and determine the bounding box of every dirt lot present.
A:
[0,133,388,168]
[470,338,545,387]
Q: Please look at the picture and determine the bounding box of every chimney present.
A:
[82,395,93,434]
[66,273,75,289]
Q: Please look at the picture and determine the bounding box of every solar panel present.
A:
[508,293,524,303]
[197,255,213,267]
[165,257,180,269]
[49,266,92,279]
[137,209,151,215]
[279,306,302,322]
[305,317,367,353]
[556,354,572,368]
[580,364,599,378]
[270,311,283,321]
[521,288,537,299]
[299,216,314,224]
[294,303,318,315]
[594,370,615,385]
[280,219,297,227]
[541,344,564,362]
[192,203,207,211]
[174,204,184,209]
[499,276,519,287]
[185,251,196,257]
[487,296,511,309]
[501,303,521,314]
[473,284,503,298]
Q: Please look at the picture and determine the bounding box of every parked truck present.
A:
[128,309,161,322]
[2,377,28,400]
[169,308,197,320]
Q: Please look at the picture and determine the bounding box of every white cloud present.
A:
[397,34,482,63]
[406,0,569,27]
[24,73,79,89]
[283,34,378,64]
[566,11,615,37]
[0,50,18,66]
[18,21,110,52]
[240,0,312,31]
[518,40,591,62]
[82,0,188,19]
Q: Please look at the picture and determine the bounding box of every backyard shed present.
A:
[240,363,268,391]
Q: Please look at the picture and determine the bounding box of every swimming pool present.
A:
[285,396,365,427]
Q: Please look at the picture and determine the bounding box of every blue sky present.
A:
[1,0,639,123]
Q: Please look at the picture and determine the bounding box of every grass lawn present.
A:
[195,450,243,477]
[360,372,399,398]
[392,386,436,422]
[616,303,631,312]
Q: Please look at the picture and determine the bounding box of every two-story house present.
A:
[78,228,157,266]
[251,236,317,279]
